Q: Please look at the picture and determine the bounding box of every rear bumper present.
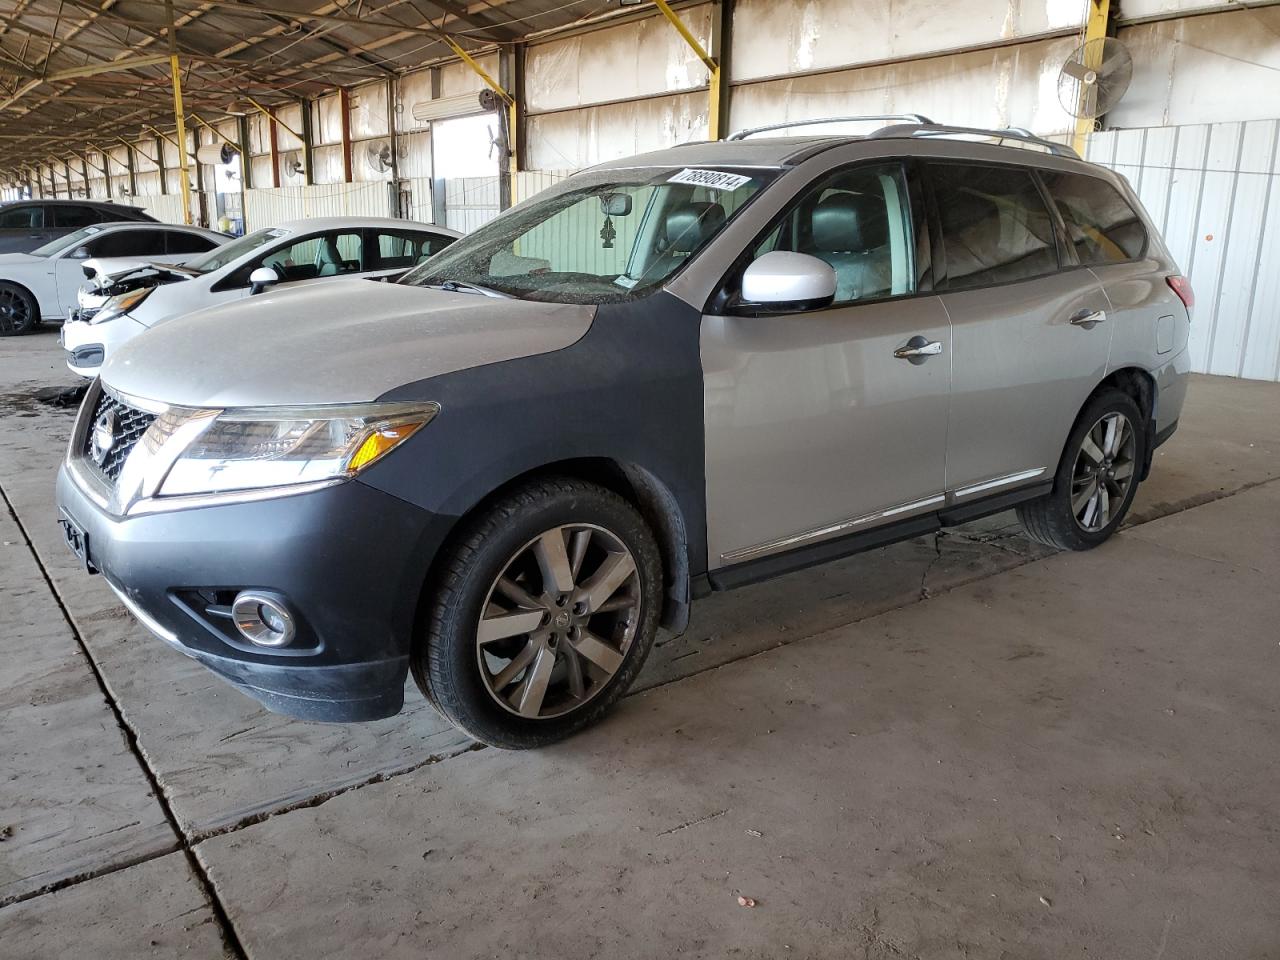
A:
[55,464,456,722]
[1154,348,1190,435]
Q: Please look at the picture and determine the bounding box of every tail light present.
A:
[1167,275,1194,311]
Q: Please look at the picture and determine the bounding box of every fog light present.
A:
[231,592,296,648]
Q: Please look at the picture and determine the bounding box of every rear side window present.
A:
[90,229,167,258]
[166,231,220,255]
[1040,171,1147,263]
[370,230,456,270]
[0,205,41,228]
[929,163,1059,291]
[51,205,107,228]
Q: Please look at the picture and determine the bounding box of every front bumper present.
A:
[56,464,456,721]
[61,315,147,379]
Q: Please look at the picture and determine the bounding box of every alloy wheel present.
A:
[475,523,642,719]
[0,289,31,334]
[1071,411,1136,532]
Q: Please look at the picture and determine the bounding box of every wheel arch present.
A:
[1093,366,1158,480]
[413,457,694,641]
[1097,365,1156,423]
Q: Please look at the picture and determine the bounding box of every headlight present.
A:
[91,286,152,324]
[156,402,439,497]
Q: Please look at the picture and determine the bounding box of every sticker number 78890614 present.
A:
[667,168,753,191]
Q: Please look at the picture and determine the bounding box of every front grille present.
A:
[82,389,157,482]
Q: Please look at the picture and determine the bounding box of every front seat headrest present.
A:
[664,201,727,254]
[811,192,889,253]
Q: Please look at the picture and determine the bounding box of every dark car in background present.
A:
[0,199,157,254]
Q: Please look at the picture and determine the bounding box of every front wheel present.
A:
[0,283,38,336]
[1017,389,1146,551]
[413,477,663,749]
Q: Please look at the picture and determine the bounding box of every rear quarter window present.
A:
[1040,170,1148,264]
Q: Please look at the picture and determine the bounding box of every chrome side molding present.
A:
[952,467,1047,500]
[721,494,946,564]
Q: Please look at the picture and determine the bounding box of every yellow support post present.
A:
[653,0,720,140]
[169,55,193,224]
[165,0,193,223]
[1072,0,1111,157]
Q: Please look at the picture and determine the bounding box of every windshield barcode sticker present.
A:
[667,168,752,191]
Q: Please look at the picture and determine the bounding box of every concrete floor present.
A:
[1,327,1278,959]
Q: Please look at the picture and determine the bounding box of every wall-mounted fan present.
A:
[365,141,394,173]
[1058,37,1133,120]
[281,151,304,179]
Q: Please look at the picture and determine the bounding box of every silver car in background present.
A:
[55,118,1190,749]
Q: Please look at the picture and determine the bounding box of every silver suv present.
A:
[55,119,1191,749]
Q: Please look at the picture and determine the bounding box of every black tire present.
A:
[413,477,663,749]
[1017,388,1146,551]
[0,282,38,336]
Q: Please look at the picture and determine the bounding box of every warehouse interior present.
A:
[2,1,1279,957]
[4,0,1280,380]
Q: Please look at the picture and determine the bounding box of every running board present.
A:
[704,481,1052,593]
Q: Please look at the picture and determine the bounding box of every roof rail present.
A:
[868,122,1080,158]
[726,114,935,141]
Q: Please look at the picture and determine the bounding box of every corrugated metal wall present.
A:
[1088,120,1280,382]
[242,182,395,230]
[443,177,502,233]
[130,194,190,225]
[402,176,435,224]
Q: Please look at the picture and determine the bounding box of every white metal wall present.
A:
[442,177,502,233]
[129,194,188,225]
[242,182,395,230]
[1088,120,1280,382]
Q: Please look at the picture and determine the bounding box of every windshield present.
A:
[400,166,776,304]
[31,225,102,258]
[183,227,288,274]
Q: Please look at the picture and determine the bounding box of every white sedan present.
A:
[0,222,228,336]
[61,216,461,377]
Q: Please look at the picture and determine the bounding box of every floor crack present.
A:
[0,479,249,958]
[919,530,946,600]
[657,809,727,836]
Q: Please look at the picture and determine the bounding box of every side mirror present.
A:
[599,193,633,217]
[248,266,279,295]
[739,251,836,312]
[70,246,91,260]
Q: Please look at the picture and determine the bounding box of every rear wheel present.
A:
[1017,389,1145,551]
[0,283,38,336]
[413,477,662,749]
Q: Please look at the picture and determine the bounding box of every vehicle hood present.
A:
[0,252,44,271]
[102,277,597,407]
[83,257,190,288]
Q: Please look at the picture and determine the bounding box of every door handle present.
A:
[1069,309,1106,327]
[894,336,944,364]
